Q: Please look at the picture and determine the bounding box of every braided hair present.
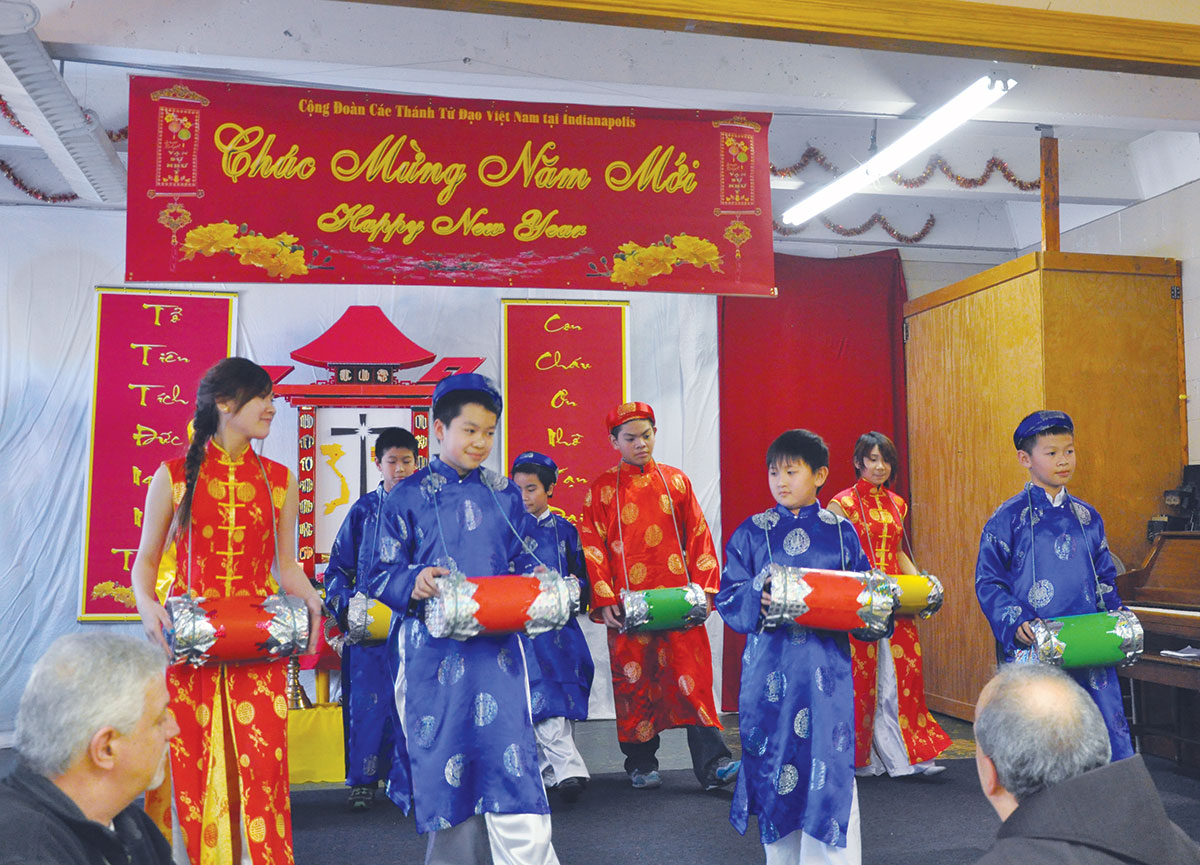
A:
[171,357,273,539]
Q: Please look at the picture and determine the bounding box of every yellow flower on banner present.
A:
[597,232,724,287]
[178,222,312,279]
[234,234,279,269]
[265,246,309,279]
[672,234,724,273]
[637,244,677,278]
[611,255,650,287]
[181,222,239,259]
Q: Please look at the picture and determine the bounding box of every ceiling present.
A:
[4,0,1200,262]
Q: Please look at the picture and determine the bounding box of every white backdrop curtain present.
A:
[0,205,723,741]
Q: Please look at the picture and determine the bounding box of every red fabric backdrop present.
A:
[717,250,909,710]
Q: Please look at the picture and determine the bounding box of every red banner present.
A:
[126,77,774,296]
[502,301,628,525]
[80,289,237,620]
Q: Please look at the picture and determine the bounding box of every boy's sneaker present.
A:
[629,769,662,789]
[704,758,740,791]
[348,785,375,811]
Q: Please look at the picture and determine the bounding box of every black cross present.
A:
[329,413,389,498]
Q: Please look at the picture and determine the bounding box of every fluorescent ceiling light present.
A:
[769,175,805,191]
[781,73,1016,225]
[0,0,127,203]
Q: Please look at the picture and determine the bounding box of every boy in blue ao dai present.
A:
[975,409,1133,760]
[366,374,560,865]
[324,427,419,813]
[716,430,867,865]
[511,451,595,802]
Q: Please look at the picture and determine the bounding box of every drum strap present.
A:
[425,463,550,573]
[614,461,690,594]
[1023,483,1105,612]
[180,445,283,599]
[852,483,920,574]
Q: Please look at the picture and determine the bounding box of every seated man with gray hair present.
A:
[0,633,178,865]
[973,663,1200,864]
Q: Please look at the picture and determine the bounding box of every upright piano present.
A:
[1116,531,1200,764]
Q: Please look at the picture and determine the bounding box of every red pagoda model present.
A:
[273,305,482,576]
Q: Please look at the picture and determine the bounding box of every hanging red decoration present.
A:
[891,154,1039,191]
[0,93,31,136]
[770,145,1038,192]
[770,146,840,178]
[0,158,79,203]
[772,213,935,244]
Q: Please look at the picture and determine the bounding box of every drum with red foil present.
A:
[423,570,580,641]
[760,564,898,640]
[165,593,309,666]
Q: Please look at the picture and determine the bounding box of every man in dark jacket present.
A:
[973,663,1200,864]
[0,633,178,865]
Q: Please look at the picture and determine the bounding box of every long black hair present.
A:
[171,357,273,539]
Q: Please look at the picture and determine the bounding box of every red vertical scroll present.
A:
[80,289,237,620]
[296,407,318,577]
[502,301,629,525]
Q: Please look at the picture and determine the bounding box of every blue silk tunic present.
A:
[324,484,411,808]
[975,483,1133,760]
[521,510,594,723]
[716,502,868,848]
[366,458,547,833]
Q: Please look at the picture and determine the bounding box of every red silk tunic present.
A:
[579,460,722,742]
[144,441,295,865]
[832,477,951,768]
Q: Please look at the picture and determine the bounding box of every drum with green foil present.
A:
[1030,609,1144,669]
[620,583,708,633]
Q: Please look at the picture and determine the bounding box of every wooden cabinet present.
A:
[903,251,1185,719]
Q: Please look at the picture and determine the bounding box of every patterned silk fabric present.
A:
[832,478,951,768]
[324,483,410,807]
[976,483,1133,760]
[366,459,549,834]
[717,503,867,847]
[144,441,294,865]
[521,510,594,723]
[578,459,722,742]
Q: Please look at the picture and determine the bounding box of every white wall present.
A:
[0,203,723,738]
[1051,179,1200,460]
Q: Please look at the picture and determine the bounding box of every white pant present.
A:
[856,637,934,778]
[534,716,589,786]
[764,782,861,865]
[396,630,559,865]
[426,813,560,865]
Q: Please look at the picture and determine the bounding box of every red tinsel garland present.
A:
[772,213,935,244]
[0,159,79,203]
[891,154,1039,191]
[770,146,840,178]
[770,145,1038,191]
[0,90,127,201]
[0,94,31,136]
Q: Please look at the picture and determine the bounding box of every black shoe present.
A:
[348,785,375,812]
[555,776,586,803]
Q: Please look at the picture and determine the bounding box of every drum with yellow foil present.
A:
[891,573,945,618]
[345,592,393,644]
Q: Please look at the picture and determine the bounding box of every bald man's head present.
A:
[974,664,1110,803]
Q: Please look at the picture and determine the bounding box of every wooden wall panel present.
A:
[905,271,1045,719]
[1042,268,1184,568]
